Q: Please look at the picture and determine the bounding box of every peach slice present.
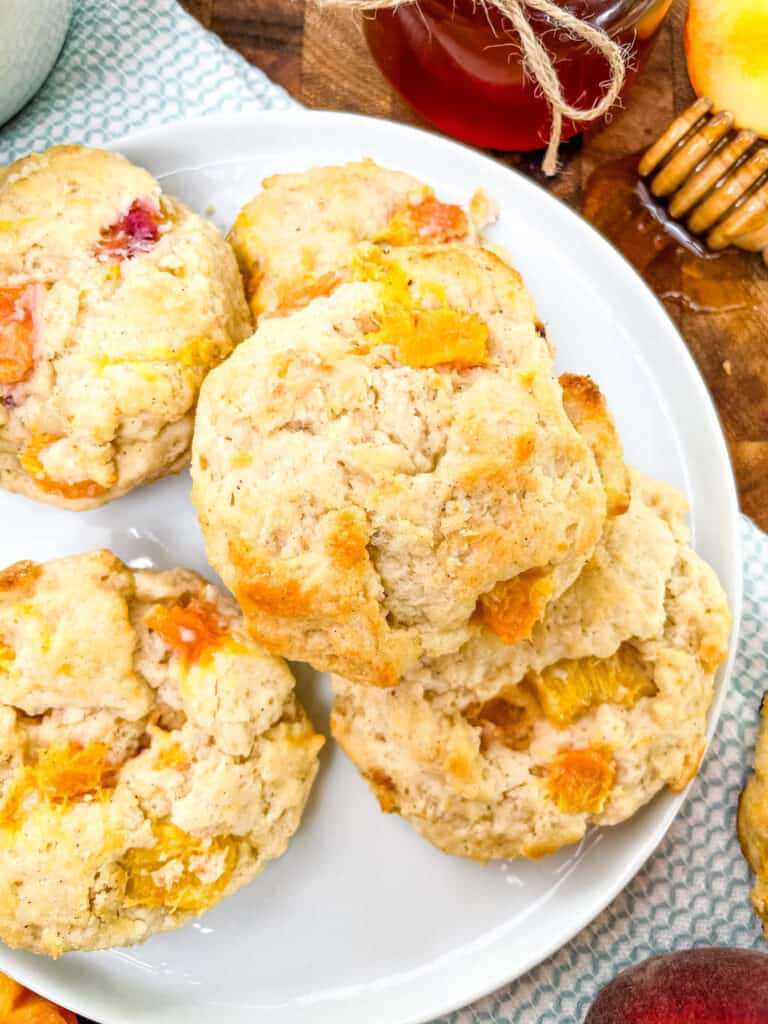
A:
[122,820,238,913]
[0,972,77,1024]
[476,569,554,645]
[547,746,615,815]
[352,249,489,370]
[374,196,469,246]
[0,286,36,386]
[685,0,768,138]
[144,596,227,666]
[94,197,166,262]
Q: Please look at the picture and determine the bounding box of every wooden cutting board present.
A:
[184,0,768,528]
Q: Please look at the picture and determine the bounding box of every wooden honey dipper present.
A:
[639,97,768,254]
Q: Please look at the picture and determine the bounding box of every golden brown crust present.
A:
[234,564,320,622]
[324,508,370,571]
[193,244,606,686]
[560,373,631,517]
[668,739,706,793]
[331,473,731,861]
[228,160,494,320]
[739,693,768,935]
[0,560,40,592]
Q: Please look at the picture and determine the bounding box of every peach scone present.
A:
[0,145,251,509]
[228,159,496,319]
[739,699,768,936]
[0,550,323,955]
[192,243,610,687]
[331,473,730,860]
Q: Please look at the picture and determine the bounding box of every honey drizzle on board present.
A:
[585,152,765,323]
[581,151,768,524]
[581,154,768,524]
[582,153,766,313]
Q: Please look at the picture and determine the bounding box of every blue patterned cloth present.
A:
[2,4,764,1022]
[0,0,296,165]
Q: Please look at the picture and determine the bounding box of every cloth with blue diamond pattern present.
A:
[0,4,763,1022]
[0,0,296,165]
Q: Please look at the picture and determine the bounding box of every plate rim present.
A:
[0,107,743,1024]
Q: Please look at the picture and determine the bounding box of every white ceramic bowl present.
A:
[0,0,74,128]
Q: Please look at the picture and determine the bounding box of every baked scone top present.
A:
[193,242,608,686]
[0,550,322,956]
[228,158,495,320]
[331,472,730,861]
[0,144,251,509]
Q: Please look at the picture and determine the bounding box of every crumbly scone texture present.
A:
[739,698,768,936]
[0,550,323,956]
[559,372,630,518]
[0,144,251,510]
[228,158,496,319]
[331,472,731,861]
[192,242,607,687]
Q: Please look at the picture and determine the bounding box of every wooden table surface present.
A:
[183,0,768,529]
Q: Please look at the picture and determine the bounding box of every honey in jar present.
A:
[364,0,674,151]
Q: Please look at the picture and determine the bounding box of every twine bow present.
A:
[315,0,627,175]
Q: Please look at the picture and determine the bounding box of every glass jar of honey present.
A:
[364,0,673,151]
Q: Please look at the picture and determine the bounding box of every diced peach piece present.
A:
[529,646,656,728]
[94,198,166,262]
[375,195,469,246]
[685,0,768,137]
[33,741,116,801]
[153,741,187,771]
[464,685,541,752]
[122,820,237,912]
[547,746,615,814]
[0,742,116,828]
[0,286,36,386]
[19,434,107,501]
[270,271,343,318]
[144,596,227,665]
[352,250,488,370]
[476,569,554,645]
[394,304,488,369]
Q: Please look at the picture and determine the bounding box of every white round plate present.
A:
[0,111,741,1024]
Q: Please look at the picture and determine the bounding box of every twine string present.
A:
[315,0,627,175]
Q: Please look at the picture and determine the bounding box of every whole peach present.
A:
[585,948,768,1023]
